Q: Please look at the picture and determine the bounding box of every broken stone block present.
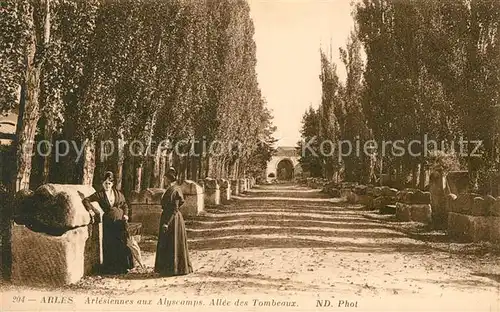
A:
[218,179,231,204]
[179,180,204,217]
[12,224,89,287]
[204,178,220,206]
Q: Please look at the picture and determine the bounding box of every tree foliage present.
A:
[1,0,275,193]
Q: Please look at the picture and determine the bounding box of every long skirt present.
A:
[102,215,133,274]
[154,211,193,276]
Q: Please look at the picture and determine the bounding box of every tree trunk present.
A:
[189,155,198,181]
[41,119,53,184]
[16,0,51,191]
[122,150,134,196]
[411,161,418,188]
[134,157,143,193]
[159,151,167,188]
[115,135,126,190]
[198,149,204,179]
[172,150,181,173]
[204,155,210,178]
[152,149,161,188]
[419,133,426,190]
[185,146,191,181]
[16,46,40,191]
[82,139,96,186]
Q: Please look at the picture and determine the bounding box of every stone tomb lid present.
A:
[15,184,103,235]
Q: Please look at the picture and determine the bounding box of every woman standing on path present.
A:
[82,171,133,274]
[154,167,193,276]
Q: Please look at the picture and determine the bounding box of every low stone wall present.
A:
[11,184,104,287]
[204,178,220,206]
[395,189,431,223]
[129,188,164,236]
[447,193,500,242]
[218,179,231,204]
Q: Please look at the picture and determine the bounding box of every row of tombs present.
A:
[4,177,257,287]
[319,171,500,244]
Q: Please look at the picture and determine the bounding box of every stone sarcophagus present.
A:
[11,184,104,287]
[179,180,204,217]
[218,179,231,204]
[231,179,240,196]
[239,178,247,193]
[204,178,220,206]
[372,186,398,212]
[395,189,432,223]
[447,193,500,243]
[322,181,341,198]
[129,188,165,236]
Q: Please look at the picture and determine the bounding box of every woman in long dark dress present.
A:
[154,168,193,276]
[83,171,133,274]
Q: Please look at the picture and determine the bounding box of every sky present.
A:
[248,0,356,147]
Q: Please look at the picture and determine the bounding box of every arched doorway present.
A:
[276,158,294,181]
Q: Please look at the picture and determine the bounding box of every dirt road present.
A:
[2,183,499,311]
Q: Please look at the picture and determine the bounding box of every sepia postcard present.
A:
[1,0,499,311]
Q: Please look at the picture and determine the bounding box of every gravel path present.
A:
[2,183,499,311]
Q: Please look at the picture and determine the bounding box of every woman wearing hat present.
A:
[154,167,193,276]
[82,171,133,274]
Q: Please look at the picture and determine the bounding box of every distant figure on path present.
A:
[82,171,133,274]
[154,167,193,276]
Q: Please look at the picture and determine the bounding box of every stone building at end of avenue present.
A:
[265,146,302,183]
